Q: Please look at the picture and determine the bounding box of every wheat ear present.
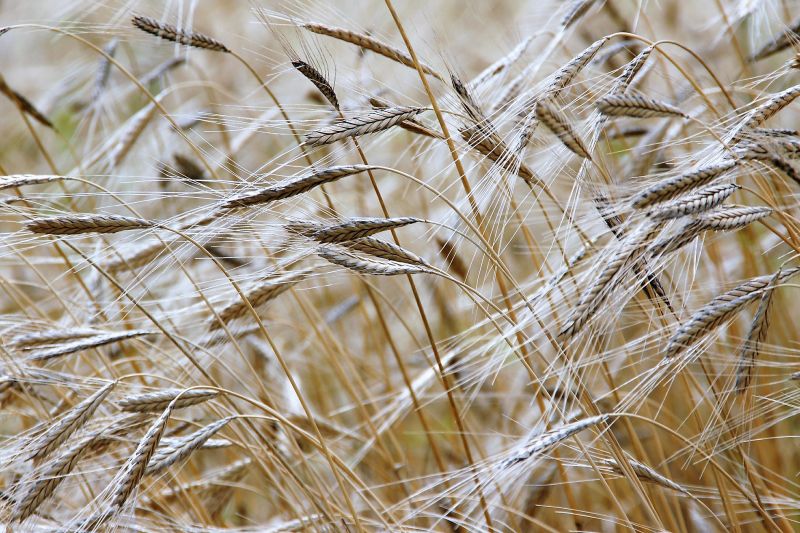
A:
[750,17,800,61]
[631,160,738,209]
[503,415,608,468]
[292,60,339,110]
[664,268,799,360]
[341,237,427,266]
[28,381,116,461]
[305,106,424,146]
[648,183,740,220]
[140,57,186,85]
[145,417,233,476]
[10,431,101,522]
[561,223,660,338]
[546,37,609,97]
[301,21,440,79]
[536,99,591,159]
[601,458,689,494]
[732,84,800,142]
[118,388,218,412]
[0,174,70,191]
[26,214,153,235]
[212,270,308,328]
[317,246,430,276]
[222,165,373,208]
[561,0,596,28]
[9,328,101,348]
[596,94,687,119]
[611,45,654,94]
[734,271,779,393]
[301,217,420,243]
[132,15,230,52]
[108,400,176,512]
[648,206,772,257]
[28,330,153,362]
[0,73,52,129]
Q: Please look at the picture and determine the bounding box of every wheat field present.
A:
[1,0,800,531]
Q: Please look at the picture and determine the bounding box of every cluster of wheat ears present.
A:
[2,0,800,531]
